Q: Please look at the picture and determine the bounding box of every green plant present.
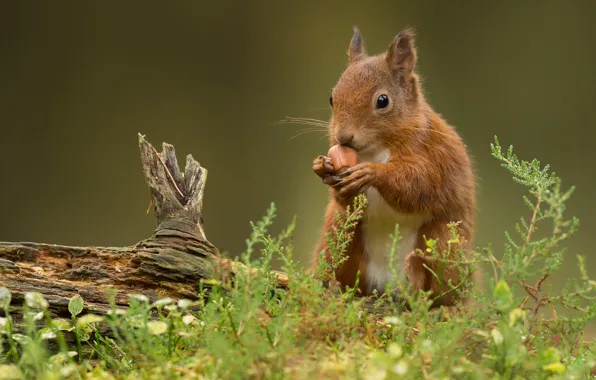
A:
[0,136,594,379]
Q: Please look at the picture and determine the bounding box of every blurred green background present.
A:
[1,2,595,293]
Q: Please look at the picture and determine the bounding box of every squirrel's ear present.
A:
[348,26,366,64]
[386,27,417,85]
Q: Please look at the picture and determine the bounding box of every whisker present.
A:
[278,116,329,127]
[278,119,328,126]
[285,116,328,123]
[279,123,328,131]
[289,129,328,140]
[318,133,330,142]
[277,120,329,130]
[272,115,331,141]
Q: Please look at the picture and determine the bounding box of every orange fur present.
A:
[311,27,477,307]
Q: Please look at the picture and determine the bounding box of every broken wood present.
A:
[0,134,288,323]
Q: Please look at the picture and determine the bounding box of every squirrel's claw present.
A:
[322,174,341,186]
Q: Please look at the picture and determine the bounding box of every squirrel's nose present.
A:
[336,133,354,147]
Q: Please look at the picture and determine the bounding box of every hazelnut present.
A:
[328,144,358,172]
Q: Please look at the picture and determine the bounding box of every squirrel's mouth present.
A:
[349,142,372,153]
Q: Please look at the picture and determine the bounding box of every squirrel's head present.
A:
[329,27,423,153]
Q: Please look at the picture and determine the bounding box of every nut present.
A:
[328,144,358,172]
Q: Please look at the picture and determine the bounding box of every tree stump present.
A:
[0,134,287,322]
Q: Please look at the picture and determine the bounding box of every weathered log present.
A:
[0,134,288,323]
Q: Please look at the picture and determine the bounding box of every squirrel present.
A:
[311,27,477,307]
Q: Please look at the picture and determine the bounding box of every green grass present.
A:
[1,136,596,379]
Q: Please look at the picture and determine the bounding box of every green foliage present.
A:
[315,195,367,283]
[1,136,595,379]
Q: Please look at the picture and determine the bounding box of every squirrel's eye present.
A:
[329,96,333,107]
[376,94,389,109]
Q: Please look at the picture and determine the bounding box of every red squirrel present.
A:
[312,27,477,307]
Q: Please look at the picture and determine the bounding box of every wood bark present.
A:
[0,134,287,323]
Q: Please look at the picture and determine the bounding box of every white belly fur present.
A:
[358,148,427,293]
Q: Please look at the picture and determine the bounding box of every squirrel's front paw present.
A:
[312,155,335,180]
[332,162,378,200]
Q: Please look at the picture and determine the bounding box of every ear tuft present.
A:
[348,26,366,64]
[386,26,417,81]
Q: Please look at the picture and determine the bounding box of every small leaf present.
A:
[491,328,504,345]
[150,298,173,308]
[78,329,91,342]
[0,288,11,309]
[451,366,465,375]
[540,347,561,365]
[164,304,178,312]
[49,352,78,365]
[68,294,84,317]
[382,316,401,326]
[40,330,57,340]
[391,360,408,375]
[76,314,103,327]
[471,329,490,338]
[24,292,49,310]
[51,318,74,332]
[370,351,391,368]
[59,364,78,377]
[0,364,23,379]
[11,333,32,346]
[178,299,193,309]
[107,308,126,316]
[147,321,169,336]
[182,315,196,325]
[387,343,403,359]
[508,308,525,327]
[493,280,513,312]
[543,362,565,373]
[129,294,149,303]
